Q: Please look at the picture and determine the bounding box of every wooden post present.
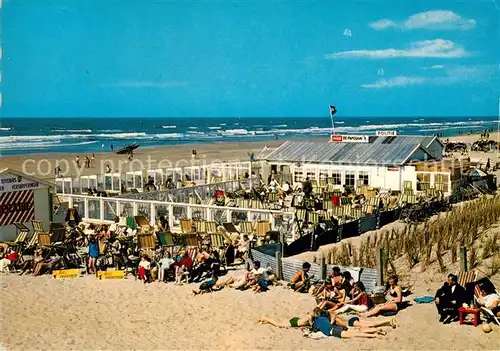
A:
[459,246,468,272]
[376,247,386,286]
[275,251,283,280]
[319,256,326,280]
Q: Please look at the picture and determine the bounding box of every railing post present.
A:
[84,198,89,219]
[275,251,283,280]
[206,208,212,221]
[376,247,386,286]
[115,200,120,217]
[226,209,232,223]
[187,205,192,219]
[99,198,104,221]
[168,204,174,229]
[459,246,468,272]
[132,202,138,216]
[68,196,73,208]
[319,256,326,280]
[270,214,276,230]
[150,202,156,226]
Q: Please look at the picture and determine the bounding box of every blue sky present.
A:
[1,0,499,118]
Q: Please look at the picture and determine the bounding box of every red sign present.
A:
[330,135,343,142]
[387,167,399,172]
[0,190,35,227]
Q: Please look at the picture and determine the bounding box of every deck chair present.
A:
[157,232,175,248]
[239,221,255,235]
[458,270,478,288]
[205,221,218,234]
[32,220,45,234]
[3,223,30,252]
[194,220,206,234]
[180,219,194,234]
[307,211,319,225]
[472,278,500,325]
[209,233,226,250]
[134,215,152,233]
[183,233,202,248]
[137,233,156,250]
[255,221,271,238]
[37,233,52,246]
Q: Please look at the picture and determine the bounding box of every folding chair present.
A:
[307,211,319,225]
[137,233,156,250]
[134,215,152,233]
[239,221,255,235]
[157,232,175,248]
[32,220,45,234]
[49,222,66,243]
[183,233,202,248]
[3,223,29,252]
[205,221,218,234]
[180,219,194,234]
[37,233,52,247]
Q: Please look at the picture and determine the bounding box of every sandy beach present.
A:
[1,268,498,350]
[1,132,499,181]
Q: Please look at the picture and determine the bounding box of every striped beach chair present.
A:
[239,221,254,235]
[180,219,194,234]
[458,270,478,288]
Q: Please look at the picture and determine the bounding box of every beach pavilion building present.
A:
[261,135,459,195]
[0,168,54,241]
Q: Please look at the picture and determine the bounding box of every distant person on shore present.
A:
[248,152,255,162]
[76,156,80,168]
[54,164,62,178]
[110,144,114,151]
[191,149,197,161]
[105,165,111,173]
[91,153,95,167]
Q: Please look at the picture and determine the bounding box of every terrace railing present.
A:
[62,193,296,241]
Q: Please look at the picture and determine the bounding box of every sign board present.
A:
[0,190,35,227]
[376,131,397,136]
[0,172,46,193]
[330,135,369,143]
[97,270,125,280]
[387,167,399,172]
[53,269,80,279]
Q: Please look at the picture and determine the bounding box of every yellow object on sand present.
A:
[53,269,79,279]
[96,270,125,280]
[481,323,492,333]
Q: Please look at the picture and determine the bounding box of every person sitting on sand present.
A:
[314,266,342,298]
[138,254,152,283]
[236,261,269,291]
[434,274,466,323]
[158,252,175,283]
[363,275,409,318]
[193,273,220,296]
[189,247,212,282]
[289,262,312,292]
[33,250,61,276]
[334,281,373,315]
[172,249,193,285]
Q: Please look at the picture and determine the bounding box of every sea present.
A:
[0,116,497,156]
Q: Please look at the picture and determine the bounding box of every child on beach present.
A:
[193,273,219,296]
[87,235,99,274]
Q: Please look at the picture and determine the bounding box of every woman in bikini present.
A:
[363,275,407,318]
[257,312,315,329]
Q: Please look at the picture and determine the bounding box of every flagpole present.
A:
[330,106,335,135]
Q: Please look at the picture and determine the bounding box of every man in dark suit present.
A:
[435,274,466,323]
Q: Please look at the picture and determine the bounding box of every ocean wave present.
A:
[151,133,184,139]
[50,129,92,133]
[0,140,98,150]
[0,127,12,131]
[188,126,198,129]
[207,126,221,130]
[161,125,176,129]
[272,124,288,127]
[98,129,123,133]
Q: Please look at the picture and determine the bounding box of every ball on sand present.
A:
[481,323,492,333]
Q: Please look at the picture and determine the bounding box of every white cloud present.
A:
[369,19,396,30]
[325,39,467,59]
[103,81,188,88]
[361,76,426,89]
[369,10,476,31]
[361,64,498,89]
[404,10,476,30]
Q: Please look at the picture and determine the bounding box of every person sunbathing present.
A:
[477,283,500,316]
[313,266,342,298]
[289,262,312,292]
[257,312,316,329]
[306,308,388,339]
[363,275,409,318]
[33,251,61,276]
[235,261,269,291]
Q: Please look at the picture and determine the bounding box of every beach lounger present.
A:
[194,220,206,235]
[157,232,175,247]
[307,211,319,225]
[137,233,156,249]
[239,221,255,235]
[255,221,271,238]
[49,222,66,243]
[458,270,478,287]
[180,219,194,234]
[37,233,52,247]
[134,215,152,233]
[32,220,45,234]
[183,233,201,248]
[2,223,30,252]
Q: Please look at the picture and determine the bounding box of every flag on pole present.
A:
[329,105,337,116]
